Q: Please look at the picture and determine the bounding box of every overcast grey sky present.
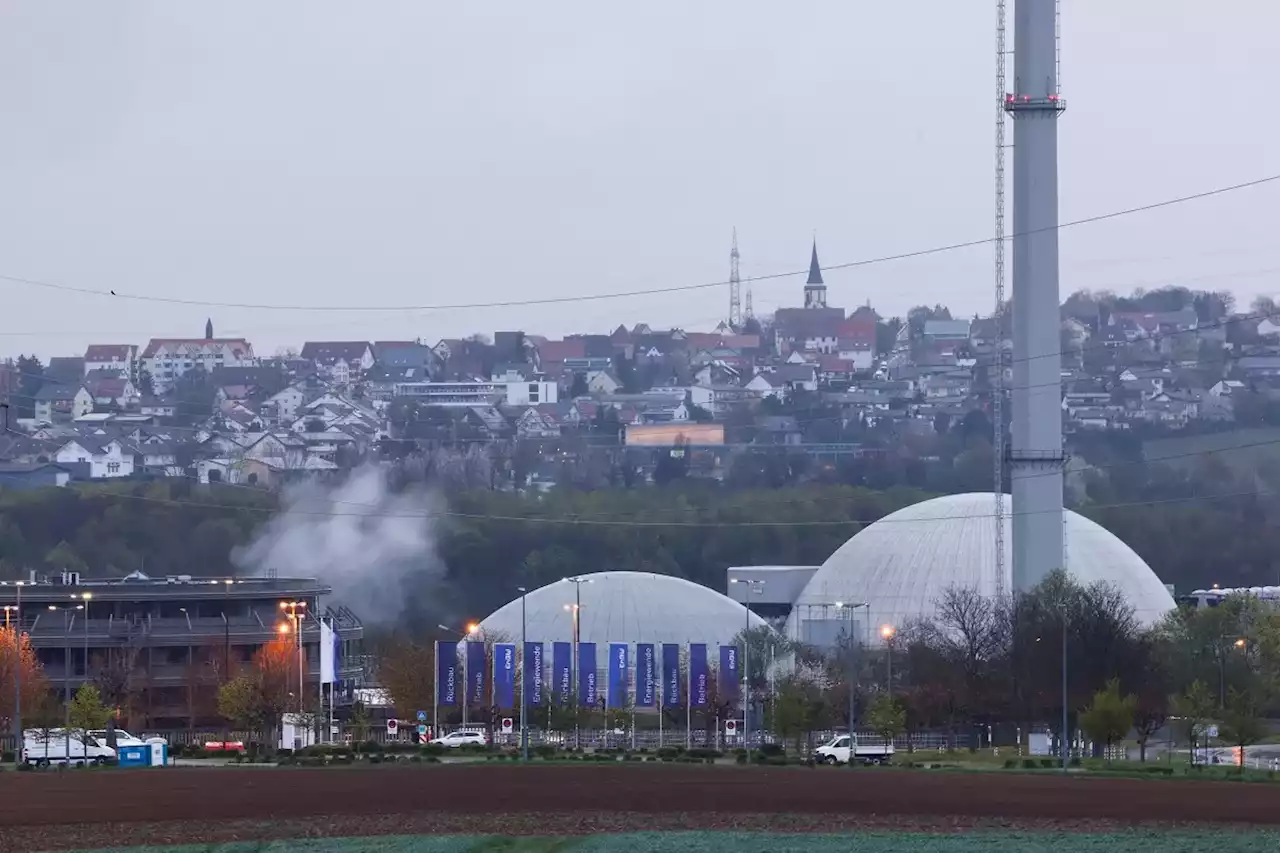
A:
[1,1,1278,358]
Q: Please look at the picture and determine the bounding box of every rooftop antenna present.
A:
[729,228,742,330]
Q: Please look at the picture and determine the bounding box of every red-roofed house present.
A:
[836,309,878,371]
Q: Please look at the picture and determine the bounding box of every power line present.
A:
[1,173,1276,313]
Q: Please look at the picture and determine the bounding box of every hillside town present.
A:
[1,244,1278,489]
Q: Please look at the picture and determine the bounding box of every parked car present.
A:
[430,730,488,748]
[86,728,146,748]
[813,734,894,766]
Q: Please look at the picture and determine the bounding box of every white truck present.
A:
[813,734,894,766]
[22,729,117,767]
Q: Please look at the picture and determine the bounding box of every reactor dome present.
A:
[472,571,770,646]
[786,492,1175,642]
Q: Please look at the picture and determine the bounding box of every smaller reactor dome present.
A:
[473,571,769,646]
[787,493,1175,644]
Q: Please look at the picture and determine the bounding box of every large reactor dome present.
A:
[786,493,1175,643]
[474,571,770,646]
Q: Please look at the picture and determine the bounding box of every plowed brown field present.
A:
[0,765,1275,851]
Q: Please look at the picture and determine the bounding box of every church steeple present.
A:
[804,239,827,308]
[205,318,214,339]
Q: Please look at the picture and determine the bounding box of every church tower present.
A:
[803,240,827,309]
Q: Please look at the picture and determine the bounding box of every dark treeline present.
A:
[2,460,1279,627]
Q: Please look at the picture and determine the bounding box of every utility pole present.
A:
[11,581,23,768]
[729,578,764,763]
[518,587,529,762]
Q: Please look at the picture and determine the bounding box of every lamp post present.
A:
[50,604,83,761]
[834,602,870,739]
[563,576,592,749]
[729,578,764,762]
[74,593,92,693]
[438,622,480,725]
[518,586,529,761]
[222,579,234,682]
[1218,636,1247,709]
[880,624,896,698]
[4,581,24,767]
[279,601,306,713]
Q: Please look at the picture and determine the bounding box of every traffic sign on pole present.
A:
[501,717,514,734]
[386,718,398,735]
[725,720,737,736]
[417,710,427,723]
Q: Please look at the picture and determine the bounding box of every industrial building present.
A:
[0,571,364,730]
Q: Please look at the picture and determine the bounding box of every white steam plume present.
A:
[233,465,445,625]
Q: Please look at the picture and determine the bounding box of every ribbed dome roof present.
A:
[787,493,1175,640]
[474,571,769,646]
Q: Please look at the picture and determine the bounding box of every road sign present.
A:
[725,720,737,735]
[417,724,427,736]
[386,718,398,734]
[501,717,514,734]
[416,710,427,723]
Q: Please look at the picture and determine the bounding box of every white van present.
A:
[22,729,117,766]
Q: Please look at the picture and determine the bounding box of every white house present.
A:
[263,385,307,424]
[586,371,621,395]
[83,345,139,380]
[33,385,94,423]
[299,342,375,385]
[53,438,134,479]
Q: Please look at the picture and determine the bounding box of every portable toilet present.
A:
[147,740,168,766]
[117,745,149,768]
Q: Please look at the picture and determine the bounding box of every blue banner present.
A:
[578,642,598,707]
[435,641,457,706]
[636,643,656,708]
[465,640,486,706]
[607,642,628,709]
[524,641,543,707]
[493,643,517,709]
[552,641,572,706]
[719,644,740,705]
[661,644,680,708]
[689,643,709,708]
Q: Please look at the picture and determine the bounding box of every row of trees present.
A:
[6,474,1280,630]
[763,572,1280,764]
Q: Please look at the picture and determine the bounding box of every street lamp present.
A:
[518,586,529,761]
[74,593,92,693]
[222,579,235,681]
[563,576,592,749]
[729,578,765,762]
[49,603,84,761]
[279,601,306,713]
[880,624,896,698]
[833,602,870,738]
[438,622,482,724]
[3,580,24,768]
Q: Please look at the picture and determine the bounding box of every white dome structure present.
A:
[473,571,770,647]
[786,493,1175,643]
